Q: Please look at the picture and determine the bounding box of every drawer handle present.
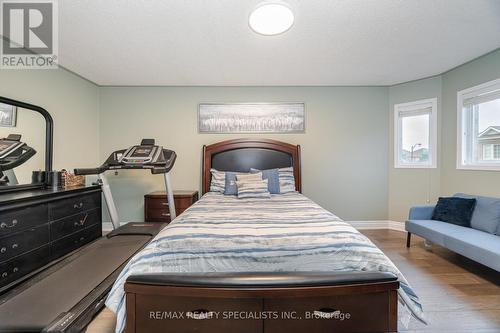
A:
[161,202,169,206]
[12,267,18,273]
[0,247,6,253]
[161,213,170,217]
[1,272,7,278]
[186,309,214,320]
[74,202,84,209]
[74,214,89,227]
[12,243,18,249]
[1,219,18,229]
[313,308,340,319]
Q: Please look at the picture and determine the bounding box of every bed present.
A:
[106,139,424,333]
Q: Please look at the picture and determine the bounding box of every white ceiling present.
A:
[58,0,500,86]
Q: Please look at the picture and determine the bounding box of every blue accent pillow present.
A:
[250,168,280,194]
[224,172,240,195]
[431,197,477,227]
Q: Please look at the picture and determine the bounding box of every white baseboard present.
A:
[104,220,405,232]
[347,220,405,232]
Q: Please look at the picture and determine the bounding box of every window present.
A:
[458,78,500,170]
[394,98,437,168]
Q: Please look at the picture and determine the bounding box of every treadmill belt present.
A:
[0,235,149,332]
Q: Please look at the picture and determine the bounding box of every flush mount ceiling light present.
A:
[249,2,294,36]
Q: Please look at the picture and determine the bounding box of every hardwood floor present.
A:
[86,229,500,333]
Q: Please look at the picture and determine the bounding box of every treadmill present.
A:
[0,134,36,186]
[0,139,176,332]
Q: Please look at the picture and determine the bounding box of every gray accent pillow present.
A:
[454,193,500,234]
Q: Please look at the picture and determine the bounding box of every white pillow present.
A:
[236,179,271,199]
[278,167,296,193]
[209,168,225,193]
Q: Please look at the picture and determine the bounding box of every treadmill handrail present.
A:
[74,167,107,175]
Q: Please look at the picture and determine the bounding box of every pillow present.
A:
[224,171,247,195]
[453,193,500,234]
[278,167,296,194]
[209,168,225,193]
[250,168,280,194]
[236,172,262,182]
[236,179,271,199]
[431,197,477,227]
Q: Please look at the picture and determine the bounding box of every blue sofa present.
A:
[405,193,500,272]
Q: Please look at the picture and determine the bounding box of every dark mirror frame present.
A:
[0,96,53,193]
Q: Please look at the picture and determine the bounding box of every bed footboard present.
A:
[124,271,399,333]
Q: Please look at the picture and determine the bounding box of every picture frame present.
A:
[0,102,17,127]
[198,102,305,134]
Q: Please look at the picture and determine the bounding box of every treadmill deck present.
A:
[0,234,151,332]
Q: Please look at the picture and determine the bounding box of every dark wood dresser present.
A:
[0,185,102,290]
[144,190,198,222]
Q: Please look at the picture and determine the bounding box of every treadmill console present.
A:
[119,145,162,165]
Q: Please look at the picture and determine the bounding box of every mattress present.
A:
[106,192,424,332]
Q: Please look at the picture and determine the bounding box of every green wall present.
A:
[99,86,389,223]
[388,49,500,222]
[0,69,101,171]
[2,48,499,226]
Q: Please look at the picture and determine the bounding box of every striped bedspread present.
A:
[106,192,424,332]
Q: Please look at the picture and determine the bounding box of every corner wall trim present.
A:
[347,220,405,232]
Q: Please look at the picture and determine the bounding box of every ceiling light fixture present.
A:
[249,2,294,36]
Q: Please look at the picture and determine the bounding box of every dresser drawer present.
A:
[49,192,101,221]
[50,224,101,260]
[0,225,49,264]
[0,204,48,238]
[134,295,262,333]
[264,293,391,333]
[50,209,101,241]
[0,245,50,289]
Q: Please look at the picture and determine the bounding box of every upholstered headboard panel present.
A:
[202,139,301,194]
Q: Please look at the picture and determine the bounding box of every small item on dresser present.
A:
[31,170,46,184]
[61,170,86,188]
[46,171,63,189]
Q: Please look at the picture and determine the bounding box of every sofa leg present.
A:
[406,232,411,248]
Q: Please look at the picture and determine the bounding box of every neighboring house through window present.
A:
[458,78,500,170]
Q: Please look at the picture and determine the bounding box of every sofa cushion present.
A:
[406,219,500,272]
[405,220,467,247]
[444,228,500,272]
[431,197,476,227]
[454,193,500,234]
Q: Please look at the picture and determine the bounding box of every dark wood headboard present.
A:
[202,139,301,194]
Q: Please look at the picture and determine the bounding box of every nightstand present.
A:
[144,190,199,222]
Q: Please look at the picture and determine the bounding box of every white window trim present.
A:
[457,77,500,171]
[394,98,438,169]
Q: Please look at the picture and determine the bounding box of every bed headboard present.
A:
[202,139,301,194]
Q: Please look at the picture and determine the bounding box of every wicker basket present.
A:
[62,172,86,188]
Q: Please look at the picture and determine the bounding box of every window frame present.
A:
[394,98,438,169]
[457,78,500,171]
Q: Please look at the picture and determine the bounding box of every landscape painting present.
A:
[198,103,305,133]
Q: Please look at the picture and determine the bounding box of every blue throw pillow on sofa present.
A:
[250,168,280,194]
[431,197,477,227]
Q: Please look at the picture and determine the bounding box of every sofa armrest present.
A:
[408,204,436,220]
